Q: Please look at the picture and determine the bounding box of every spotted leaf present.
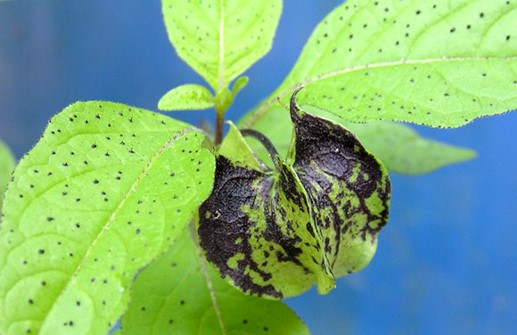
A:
[120,226,310,335]
[0,102,215,335]
[0,139,15,211]
[162,0,282,91]
[199,91,391,298]
[242,0,517,136]
[158,84,214,111]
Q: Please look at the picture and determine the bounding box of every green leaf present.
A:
[218,121,264,171]
[199,92,391,298]
[231,76,249,98]
[161,0,282,91]
[120,226,310,335]
[158,84,214,111]
[0,139,16,211]
[343,121,477,174]
[243,105,476,175]
[244,0,517,128]
[214,87,233,112]
[0,102,215,335]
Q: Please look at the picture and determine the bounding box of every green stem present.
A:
[213,87,232,148]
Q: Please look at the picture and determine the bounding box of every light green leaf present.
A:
[231,76,249,98]
[218,121,264,171]
[0,102,215,335]
[243,0,517,128]
[343,121,477,174]
[0,139,16,210]
[243,105,475,175]
[158,84,214,111]
[161,0,282,91]
[120,226,310,335]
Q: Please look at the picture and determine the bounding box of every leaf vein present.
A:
[38,127,197,330]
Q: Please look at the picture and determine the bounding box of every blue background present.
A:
[1,1,516,334]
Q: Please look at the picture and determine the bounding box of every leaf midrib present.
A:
[243,55,517,128]
[217,1,226,91]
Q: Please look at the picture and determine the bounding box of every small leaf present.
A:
[0,102,215,335]
[0,139,16,210]
[214,87,233,112]
[231,76,249,98]
[199,91,391,298]
[218,121,264,171]
[161,0,282,90]
[120,226,310,335]
[158,84,214,111]
[244,0,517,128]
